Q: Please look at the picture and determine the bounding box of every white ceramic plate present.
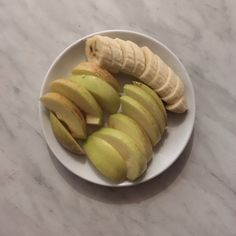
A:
[39,30,195,187]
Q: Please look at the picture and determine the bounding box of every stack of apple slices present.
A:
[40,62,167,183]
[83,82,167,182]
[40,62,121,154]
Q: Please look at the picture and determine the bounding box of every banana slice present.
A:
[153,56,169,88]
[147,56,162,88]
[106,37,123,73]
[85,35,113,71]
[115,38,135,74]
[166,96,187,113]
[155,69,177,97]
[127,40,145,77]
[139,47,158,83]
[162,77,184,104]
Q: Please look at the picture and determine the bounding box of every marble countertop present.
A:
[0,1,236,235]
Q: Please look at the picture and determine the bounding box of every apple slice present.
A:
[72,62,121,92]
[120,96,161,146]
[124,84,166,134]
[69,75,120,114]
[108,113,153,162]
[50,79,103,125]
[49,112,84,154]
[132,81,167,123]
[83,136,126,182]
[40,92,86,139]
[93,128,147,181]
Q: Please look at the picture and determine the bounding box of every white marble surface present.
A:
[0,0,236,235]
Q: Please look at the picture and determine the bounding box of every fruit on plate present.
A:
[85,35,187,112]
[92,128,147,181]
[166,96,187,113]
[152,69,176,98]
[147,56,166,90]
[72,61,121,92]
[85,35,113,71]
[49,112,84,154]
[148,56,170,91]
[84,136,126,182]
[69,75,120,114]
[40,92,87,139]
[162,77,184,104]
[106,37,124,73]
[123,84,166,134]
[132,81,167,123]
[127,40,146,77]
[50,79,103,125]
[120,95,161,146]
[108,113,153,162]
[115,38,135,75]
[139,46,159,84]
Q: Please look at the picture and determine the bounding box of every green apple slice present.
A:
[50,79,103,125]
[108,113,153,162]
[49,112,84,154]
[120,96,161,146]
[69,75,120,114]
[132,81,167,123]
[72,61,121,92]
[124,84,166,134]
[93,127,147,181]
[40,92,86,139]
[83,136,126,182]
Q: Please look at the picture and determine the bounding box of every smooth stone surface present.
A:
[0,0,235,235]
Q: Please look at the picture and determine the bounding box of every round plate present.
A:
[39,30,195,187]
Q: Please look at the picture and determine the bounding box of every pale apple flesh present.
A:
[69,75,120,114]
[92,127,147,181]
[40,92,87,139]
[108,113,153,162]
[132,81,167,123]
[72,61,121,92]
[120,95,161,146]
[124,84,166,134]
[49,112,84,155]
[83,136,127,182]
[50,79,103,125]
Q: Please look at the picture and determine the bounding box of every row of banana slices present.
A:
[85,35,187,113]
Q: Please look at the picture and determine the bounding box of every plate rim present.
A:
[39,29,196,187]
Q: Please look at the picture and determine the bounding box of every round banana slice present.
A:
[139,47,158,83]
[127,40,146,77]
[85,35,112,71]
[105,37,123,73]
[155,69,177,97]
[154,56,169,87]
[166,96,187,113]
[147,56,162,89]
[115,38,135,74]
[162,77,184,104]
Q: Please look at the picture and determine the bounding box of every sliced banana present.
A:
[115,38,135,74]
[147,56,162,88]
[166,96,187,113]
[162,77,184,104]
[153,56,169,88]
[155,69,177,97]
[85,35,112,71]
[139,47,158,83]
[85,35,187,113]
[106,37,123,73]
[127,40,145,77]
